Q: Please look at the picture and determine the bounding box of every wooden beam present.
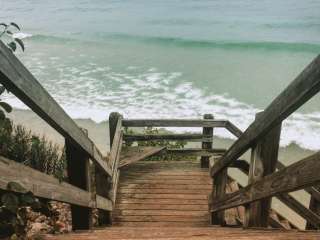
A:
[210,151,320,212]
[0,41,112,177]
[233,159,320,229]
[307,185,320,229]
[210,158,228,225]
[210,54,320,177]
[245,115,282,228]
[123,133,213,142]
[201,114,214,168]
[225,121,243,138]
[119,146,166,168]
[166,148,226,157]
[122,119,228,128]
[65,129,92,230]
[0,156,112,210]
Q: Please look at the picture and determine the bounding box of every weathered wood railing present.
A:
[209,54,320,229]
[0,41,123,230]
[122,117,242,168]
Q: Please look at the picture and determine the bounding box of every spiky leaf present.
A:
[1,193,19,213]
[14,38,24,52]
[10,22,20,31]
[0,23,8,28]
[6,30,13,35]
[0,102,12,113]
[7,42,16,52]
[7,182,27,194]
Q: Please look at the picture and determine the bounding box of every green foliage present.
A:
[0,121,66,180]
[0,182,50,239]
[0,22,25,52]
[124,127,196,161]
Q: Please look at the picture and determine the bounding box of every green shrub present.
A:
[124,127,196,161]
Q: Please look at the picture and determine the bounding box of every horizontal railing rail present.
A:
[208,55,320,229]
[0,40,116,230]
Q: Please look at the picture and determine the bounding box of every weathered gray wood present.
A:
[166,148,226,157]
[0,41,111,177]
[123,133,213,142]
[210,151,320,212]
[278,162,320,202]
[245,115,282,228]
[306,185,320,230]
[277,193,320,229]
[225,121,243,138]
[210,54,320,177]
[119,146,166,168]
[211,158,228,225]
[122,119,227,128]
[109,115,123,173]
[0,156,112,210]
[66,129,93,230]
[233,159,320,230]
[201,114,214,168]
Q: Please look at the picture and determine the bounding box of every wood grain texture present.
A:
[0,41,111,177]
[113,160,212,227]
[245,116,281,228]
[123,133,213,142]
[0,156,112,211]
[211,152,320,212]
[210,54,320,177]
[119,146,165,168]
[122,119,228,127]
[201,114,214,168]
[46,226,320,240]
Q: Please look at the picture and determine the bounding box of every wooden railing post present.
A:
[307,186,320,230]
[244,112,282,228]
[201,114,214,168]
[65,129,94,230]
[211,157,228,225]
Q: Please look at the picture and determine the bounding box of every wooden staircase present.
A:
[113,161,211,227]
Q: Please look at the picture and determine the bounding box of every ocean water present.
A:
[1,0,320,150]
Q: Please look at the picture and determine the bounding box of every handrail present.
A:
[210,54,320,178]
[0,41,112,177]
[210,152,320,214]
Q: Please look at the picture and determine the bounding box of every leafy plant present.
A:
[0,22,24,52]
[124,127,195,161]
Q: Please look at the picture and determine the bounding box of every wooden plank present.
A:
[119,146,166,168]
[0,156,112,210]
[277,194,320,229]
[166,148,226,156]
[210,151,320,212]
[278,162,320,203]
[307,185,320,229]
[201,114,214,168]
[225,121,243,138]
[0,41,112,177]
[109,114,123,173]
[123,133,213,142]
[65,130,92,230]
[245,116,282,228]
[211,158,228,225]
[122,119,228,127]
[232,159,315,229]
[210,54,320,178]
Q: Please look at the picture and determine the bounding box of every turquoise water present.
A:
[1,0,320,150]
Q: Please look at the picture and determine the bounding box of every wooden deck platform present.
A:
[46,160,320,239]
